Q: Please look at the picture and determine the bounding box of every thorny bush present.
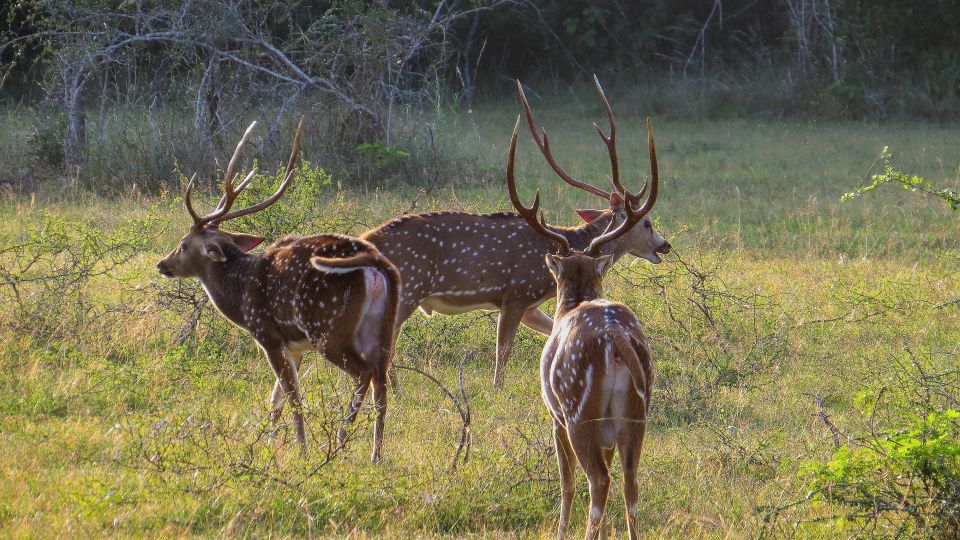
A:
[0,211,154,342]
[800,352,960,537]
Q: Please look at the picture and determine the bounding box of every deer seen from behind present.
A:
[362,76,670,389]
[156,120,400,462]
[507,115,659,540]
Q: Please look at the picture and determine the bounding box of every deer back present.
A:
[541,300,652,439]
[243,235,399,355]
[363,211,610,313]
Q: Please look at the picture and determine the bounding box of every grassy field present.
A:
[1,103,958,538]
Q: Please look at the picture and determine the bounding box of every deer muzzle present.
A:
[156,260,174,277]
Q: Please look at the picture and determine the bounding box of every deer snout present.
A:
[655,241,671,254]
[156,260,174,277]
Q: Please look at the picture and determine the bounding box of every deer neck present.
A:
[554,279,603,319]
[197,251,259,327]
[563,212,626,262]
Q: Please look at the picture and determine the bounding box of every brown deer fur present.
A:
[541,254,653,540]
[363,78,669,389]
[156,120,400,462]
[506,113,660,539]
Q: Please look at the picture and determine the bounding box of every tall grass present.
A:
[0,98,958,537]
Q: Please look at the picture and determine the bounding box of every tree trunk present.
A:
[194,53,222,186]
[458,12,481,104]
[63,65,88,168]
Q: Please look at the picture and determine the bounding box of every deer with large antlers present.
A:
[156,120,400,462]
[363,76,670,389]
[507,115,658,540]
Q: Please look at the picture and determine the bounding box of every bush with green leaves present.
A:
[843,147,960,211]
[800,355,960,537]
[0,211,156,342]
[232,159,332,238]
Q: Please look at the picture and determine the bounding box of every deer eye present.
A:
[644,219,652,229]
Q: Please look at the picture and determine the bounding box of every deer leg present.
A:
[339,369,372,447]
[553,420,577,540]
[269,350,303,424]
[386,298,420,392]
[569,429,611,540]
[619,430,645,540]
[493,305,525,390]
[521,306,554,336]
[370,369,388,463]
[583,465,611,540]
[269,378,284,423]
[264,346,307,449]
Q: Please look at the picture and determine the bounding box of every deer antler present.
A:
[184,121,259,227]
[592,75,647,206]
[516,80,612,200]
[210,117,305,225]
[587,118,659,255]
[506,115,571,255]
[183,118,306,228]
[183,173,202,224]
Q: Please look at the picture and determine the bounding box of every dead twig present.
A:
[395,350,474,471]
[805,392,844,448]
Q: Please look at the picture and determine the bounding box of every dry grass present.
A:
[0,106,958,538]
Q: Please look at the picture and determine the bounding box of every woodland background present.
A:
[1,2,958,538]
[2,0,960,189]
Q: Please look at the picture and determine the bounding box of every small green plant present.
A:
[354,141,412,187]
[803,410,960,536]
[800,357,960,537]
[356,141,410,167]
[843,146,960,210]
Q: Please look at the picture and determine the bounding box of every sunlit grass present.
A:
[0,104,958,537]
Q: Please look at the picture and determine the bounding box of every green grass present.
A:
[1,104,958,538]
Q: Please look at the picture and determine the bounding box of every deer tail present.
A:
[310,250,402,371]
[373,254,401,371]
[611,332,652,402]
[309,252,382,273]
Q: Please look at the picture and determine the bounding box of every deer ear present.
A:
[608,191,624,209]
[575,209,603,223]
[544,254,562,277]
[228,232,265,253]
[595,254,614,276]
[202,243,227,262]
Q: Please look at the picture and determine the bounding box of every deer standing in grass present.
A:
[156,120,400,462]
[363,76,670,389]
[507,115,658,540]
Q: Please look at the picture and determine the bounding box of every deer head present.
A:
[506,111,660,303]
[516,77,671,263]
[157,119,305,278]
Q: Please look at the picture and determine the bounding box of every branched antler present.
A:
[516,80,611,200]
[586,118,659,255]
[506,115,571,255]
[184,118,306,228]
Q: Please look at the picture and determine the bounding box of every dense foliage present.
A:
[4,1,960,114]
[1,1,959,192]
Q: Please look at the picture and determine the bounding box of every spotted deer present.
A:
[363,76,670,389]
[156,120,400,462]
[507,115,658,540]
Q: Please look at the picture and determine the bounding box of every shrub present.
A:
[0,211,154,342]
[843,147,960,211]
[800,355,960,537]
